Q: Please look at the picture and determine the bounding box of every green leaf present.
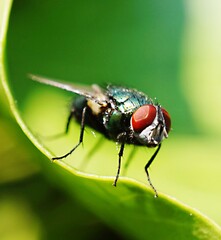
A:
[1,1,221,240]
[0,0,40,184]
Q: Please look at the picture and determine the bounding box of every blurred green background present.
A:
[1,0,221,239]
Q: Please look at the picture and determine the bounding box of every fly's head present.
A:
[130,104,171,147]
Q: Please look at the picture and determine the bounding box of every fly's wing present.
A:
[29,74,108,106]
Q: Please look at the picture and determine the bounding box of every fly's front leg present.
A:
[144,143,161,197]
[52,106,87,160]
[113,132,127,187]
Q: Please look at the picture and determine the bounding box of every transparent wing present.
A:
[29,74,108,105]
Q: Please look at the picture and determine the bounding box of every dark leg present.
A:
[144,143,161,197]
[52,106,87,160]
[65,110,74,134]
[113,142,125,187]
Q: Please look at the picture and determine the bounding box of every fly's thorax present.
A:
[107,85,151,114]
[104,110,122,136]
[102,107,131,141]
[130,104,171,147]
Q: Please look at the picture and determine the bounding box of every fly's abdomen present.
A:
[72,96,87,122]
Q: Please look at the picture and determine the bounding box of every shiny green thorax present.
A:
[107,86,153,114]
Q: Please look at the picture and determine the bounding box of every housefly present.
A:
[30,74,171,197]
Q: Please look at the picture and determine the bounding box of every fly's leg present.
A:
[54,106,75,136]
[52,106,87,160]
[113,132,127,187]
[113,142,125,187]
[65,110,74,134]
[144,143,161,197]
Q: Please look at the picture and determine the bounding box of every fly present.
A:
[29,74,171,197]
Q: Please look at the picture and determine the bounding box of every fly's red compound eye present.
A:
[162,108,171,133]
[131,105,156,132]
